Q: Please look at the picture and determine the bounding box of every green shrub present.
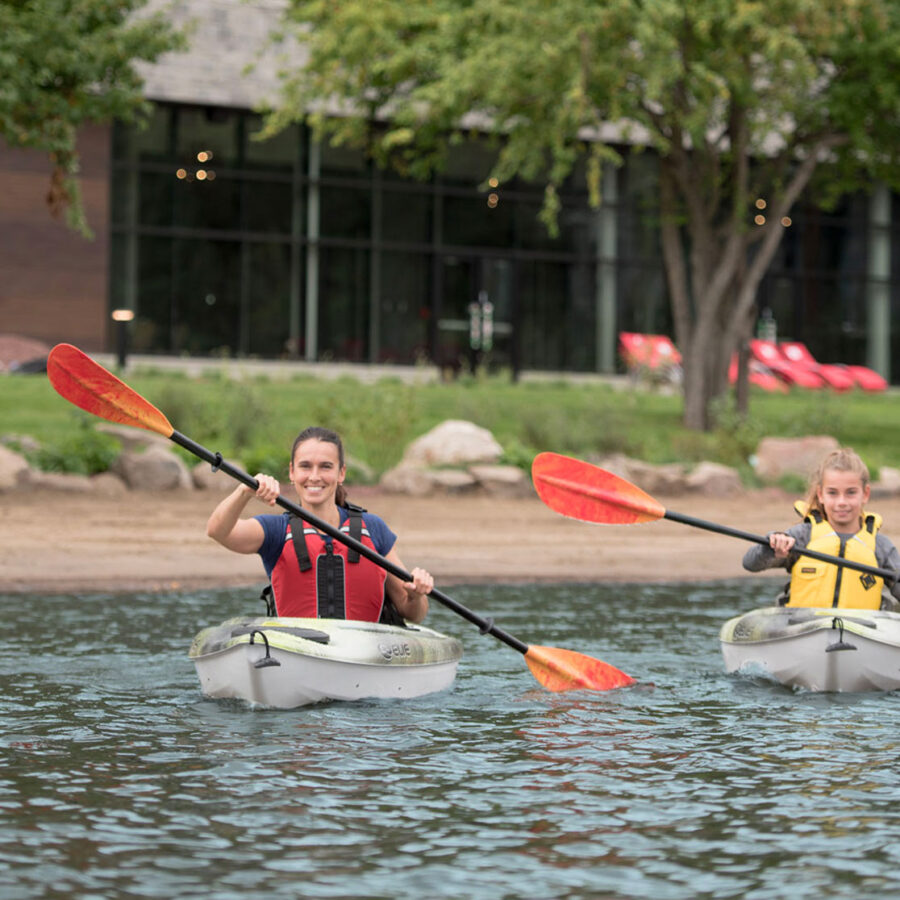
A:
[28,416,121,475]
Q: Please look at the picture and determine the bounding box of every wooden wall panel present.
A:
[0,125,111,351]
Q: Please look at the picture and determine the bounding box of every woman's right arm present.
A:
[206,474,281,554]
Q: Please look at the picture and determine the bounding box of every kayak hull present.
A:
[190,616,463,708]
[720,606,900,693]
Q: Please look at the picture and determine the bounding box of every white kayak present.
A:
[720,606,900,692]
[189,616,464,708]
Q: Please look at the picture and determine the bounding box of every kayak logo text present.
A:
[379,640,412,661]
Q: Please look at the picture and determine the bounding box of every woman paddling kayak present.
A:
[206,426,433,624]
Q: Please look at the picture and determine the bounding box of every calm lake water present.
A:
[2,580,900,899]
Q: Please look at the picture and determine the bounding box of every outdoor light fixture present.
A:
[111,309,135,369]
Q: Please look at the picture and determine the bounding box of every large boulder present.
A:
[686,461,743,496]
[872,466,900,498]
[0,445,30,491]
[402,420,503,467]
[113,446,194,491]
[752,435,840,483]
[468,464,534,498]
[22,470,94,492]
[427,469,479,494]
[379,464,435,496]
[594,453,688,494]
[89,472,130,496]
[192,460,244,491]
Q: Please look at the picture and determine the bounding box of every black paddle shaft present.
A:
[170,430,530,655]
[664,509,898,584]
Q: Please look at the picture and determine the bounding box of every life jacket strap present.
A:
[289,515,313,572]
[344,502,366,564]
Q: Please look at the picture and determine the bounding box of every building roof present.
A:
[136,0,302,110]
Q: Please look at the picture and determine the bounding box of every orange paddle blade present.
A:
[47,344,174,437]
[525,645,634,692]
[532,451,665,525]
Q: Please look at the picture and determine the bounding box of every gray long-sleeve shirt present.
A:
[742,521,900,608]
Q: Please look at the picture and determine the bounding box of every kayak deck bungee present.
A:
[720,606,900,692]
[190,615,464,708]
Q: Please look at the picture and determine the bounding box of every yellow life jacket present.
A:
[788,502,883,609]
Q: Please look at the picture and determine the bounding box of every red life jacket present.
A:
[269,512,388,621]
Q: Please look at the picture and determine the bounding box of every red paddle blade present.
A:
[47,344,174,437]
[525,645,634,692]
[532,451,665,525]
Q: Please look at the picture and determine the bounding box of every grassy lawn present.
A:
[1,366,898,485]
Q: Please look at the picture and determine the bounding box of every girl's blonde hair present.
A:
[804,447,870,517]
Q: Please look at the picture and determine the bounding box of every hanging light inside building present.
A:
[487,193,499,208]
[755,198,767,210]
[754,214,766,225]
[781,216,792,227]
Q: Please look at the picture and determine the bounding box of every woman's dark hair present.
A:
[290,427,348,507]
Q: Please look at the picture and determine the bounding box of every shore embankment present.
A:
[9,485,900,594]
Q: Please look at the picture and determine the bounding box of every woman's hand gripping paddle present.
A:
[46,344,634,693]
[531,451,898,584]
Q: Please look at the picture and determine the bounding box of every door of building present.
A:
[435,256,517,376]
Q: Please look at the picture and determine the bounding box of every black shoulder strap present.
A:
[346,508,362,564]
[289,515,312,572]
[865,513,877,534]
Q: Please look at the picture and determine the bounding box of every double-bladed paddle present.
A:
[46,344,633,693]
[531,451,898,584]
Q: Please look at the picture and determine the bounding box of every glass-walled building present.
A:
[109,99,899,377]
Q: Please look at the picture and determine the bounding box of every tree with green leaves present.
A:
[266,0,900,429]
[0,0,181,234]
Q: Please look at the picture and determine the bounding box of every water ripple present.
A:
[2,583,900,898]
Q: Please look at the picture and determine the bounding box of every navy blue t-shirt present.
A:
[254,509,397,578]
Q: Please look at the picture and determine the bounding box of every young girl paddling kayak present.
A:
[207,426,433,624]
[743,448,900,610]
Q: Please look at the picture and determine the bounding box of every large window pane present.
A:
[243,117,303,173]
[133,236,175,352]
[378,252,431,363]
[245,243,296,356]
[442,193,514,247]
[172,172,241,231]
[320,185,370,239]
[170,239,242,354]
[519,260,596,371]
[382,190,432,244]
[175,107,240,169]
[318,246,370,361]
[243,180,294,234]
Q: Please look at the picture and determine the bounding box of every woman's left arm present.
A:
[383,548,431,623]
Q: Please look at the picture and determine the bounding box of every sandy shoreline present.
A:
[8,484,900,595]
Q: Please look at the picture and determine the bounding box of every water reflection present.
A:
[2,582,900,898]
